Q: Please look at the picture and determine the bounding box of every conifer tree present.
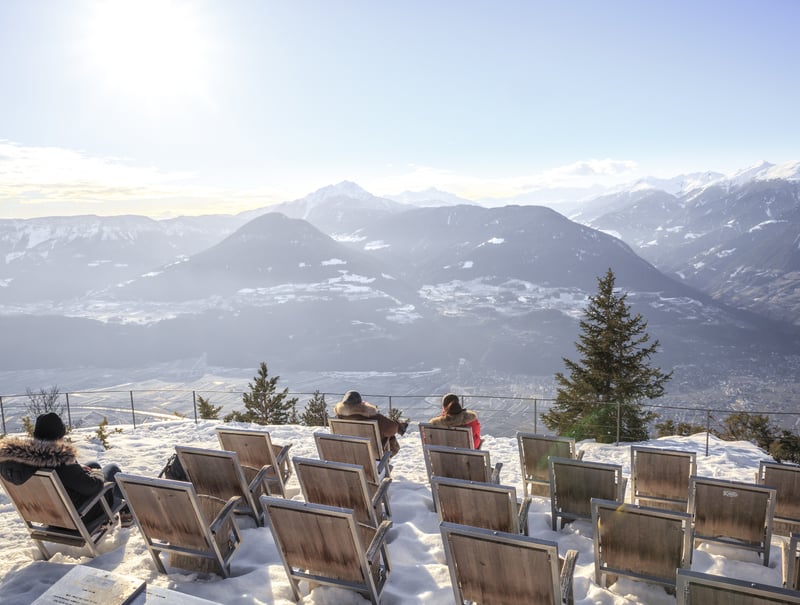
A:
[300,390,328,426]
[196,394,222,420]
[224,361,298,425]
[542,268,672,442]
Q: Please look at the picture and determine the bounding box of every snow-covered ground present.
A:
[0,422,788,604]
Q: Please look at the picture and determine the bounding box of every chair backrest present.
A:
[1,469,84,531]
[175,445,261,524]
[440,522,571,605]
[261,496,389,605]
[631,446,696,511]
[293,457,378,529]
[549,457,625,530]
[116,473,241,578]
[784,533,800,591]
[424,445,494,483]
[419,423,474,449]
[517,433,578,498]
[432,477,521,534]
[759,461,800,528]
[314,432,383,485]
[689,475,776,566]
[329,418,386,456]
[676,569,800,605]
[216,427,289,497]
[592,498,692,589]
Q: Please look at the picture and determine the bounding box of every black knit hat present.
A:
[339,390,362,406]
[33,412,66,440]
[442,393,462,415]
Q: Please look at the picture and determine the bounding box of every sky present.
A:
[0,421,788,604]
[1,0,799,219]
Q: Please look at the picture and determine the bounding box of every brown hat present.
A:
[339,390,363,406]
[442,393,462,415]
[33,412,66,440]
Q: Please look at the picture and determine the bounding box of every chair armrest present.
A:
[209,496,241,534]
[518,495,533,535]
[491,462,504,484]
[559,549,578,605]
[370,477,392,509]
[377,450,392,478]
[618,476,628,501]
[274,444,292,471]
[365,520,393,562]
[246,465,273,494]
[576,449,585,461]
[76,482,116,517]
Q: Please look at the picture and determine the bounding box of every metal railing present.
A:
[1,388,797,455]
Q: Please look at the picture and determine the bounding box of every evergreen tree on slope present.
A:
[542,268,672,443]
[224,361,298,425]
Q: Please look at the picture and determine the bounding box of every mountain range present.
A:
[0,163,798,411]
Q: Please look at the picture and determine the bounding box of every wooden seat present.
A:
[549,456,626,530]
[431,476,532,535]
[630,445,697,511]
[676,569,800,604]
[419,422,474,449]
[517,432,583,498]
[689,475,776,566]
[440,521,579,605]
[423,445,502,484]
[592,497,693,591]
[261,496,392,605]
[175,445,270,526]
[294,457,392,525]
[215,427,292,497]
[758,461,800,535]
[329,417,389,457]
[783,532,800,590]
[116,473,242,578]
[0,469,123,560]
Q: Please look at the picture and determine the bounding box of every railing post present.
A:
[706,410,711,456]
[130,390,137,429]
[616,400,621,445]
[0,396,5,435]
[65,392,72,429]
[533,398,538,434]
[192,391,198,424]
[388,395,393,416]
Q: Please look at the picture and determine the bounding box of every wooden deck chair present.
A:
[591,497,693,591]
[431,476,532,535]
[116,473,242,578]
[0,469,123,560]
[631,445,697,511]
[314,432,392,514]
[261,496,392,605]
[783,533,800,590]
[294,457,392,525]
[676,569,800,605]
[689,475,776,566]
[423,445,502,484]
[329,417,389,457]
[758,461,800,536]
[419,422,474,449]
[215,427,292,497]
[549,456,626,530]
[175,445,269,526]
[440,521,579,605]
[517,432,583,498]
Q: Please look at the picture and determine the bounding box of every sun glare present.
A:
[83,0,214,109]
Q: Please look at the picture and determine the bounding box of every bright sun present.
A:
[83,0,214,109]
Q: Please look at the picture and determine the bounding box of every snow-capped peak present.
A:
[306,181,375,203]
[725,160,775,187]
[386,187,475,207]
[756,159,800,182]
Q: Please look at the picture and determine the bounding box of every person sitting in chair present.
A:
[428,393,482,449]
[0,412,133,527]
[334,390,408,457]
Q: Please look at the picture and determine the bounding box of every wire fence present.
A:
[1,388,797,453]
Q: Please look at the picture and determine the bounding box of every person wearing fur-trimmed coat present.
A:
[0,413,121,523]
[429,393,482,449]
[334,390,408,456]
